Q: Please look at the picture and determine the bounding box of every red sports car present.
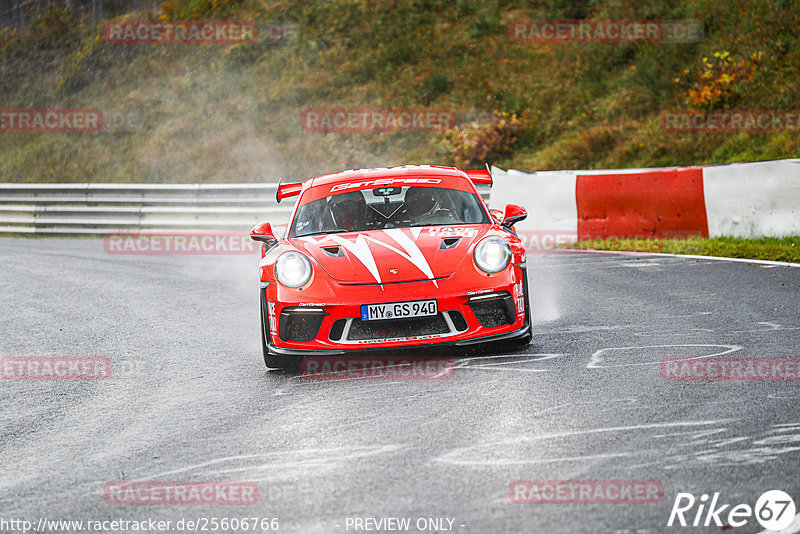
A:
[250,165,531,369]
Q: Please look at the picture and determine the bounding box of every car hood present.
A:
[289,225,489,284]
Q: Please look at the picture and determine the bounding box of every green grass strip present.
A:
[563,236,800,263]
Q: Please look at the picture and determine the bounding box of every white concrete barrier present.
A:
[703,159,800,237]
[491,159,800,241]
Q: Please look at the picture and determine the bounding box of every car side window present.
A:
[294,198,325,235]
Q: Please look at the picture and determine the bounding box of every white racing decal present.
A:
[427,226,478,238]
[468,289,492,296]
[267,302,277,336]
[330,178,442,193]
[515,281,525,315]
[325,229,437,286]
[369,229,435,283]
[353,333,452,344]
[330,234,382,284]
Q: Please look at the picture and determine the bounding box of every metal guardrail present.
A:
[0,183,492,236]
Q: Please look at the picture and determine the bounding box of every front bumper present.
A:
[261,264,531,356]
[263,321,531,356]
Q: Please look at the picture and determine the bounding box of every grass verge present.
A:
[564,236,800,263]
[2,1,799,182]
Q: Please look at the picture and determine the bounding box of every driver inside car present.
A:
[327,191,367,232]
[401,187,457,224]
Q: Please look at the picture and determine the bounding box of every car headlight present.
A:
[474,236,511,273]
[274,251,313,288]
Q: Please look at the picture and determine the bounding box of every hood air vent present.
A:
[440,238,461,250]
[322,246,344,257]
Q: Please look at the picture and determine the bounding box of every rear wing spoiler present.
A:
[277,166,492,202]
[464,164,493,186]
[275,177,304,203]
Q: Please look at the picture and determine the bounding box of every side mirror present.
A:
[502,204,527,229]
[489,209,504,223]
[250,222,277,248]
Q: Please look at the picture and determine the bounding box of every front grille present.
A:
[347,313,450,340]
[467,292,515,328]
[279,308,326,342]
[329,319,347,341]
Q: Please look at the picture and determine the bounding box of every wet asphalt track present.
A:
[1,237,799,534]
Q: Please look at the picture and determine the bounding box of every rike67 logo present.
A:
[668,490,796,531]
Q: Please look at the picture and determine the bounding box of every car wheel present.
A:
[510,330,533,348]
[264,351,296,370]
[260,298,299,370]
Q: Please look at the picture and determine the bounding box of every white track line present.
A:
[581,249,800,268]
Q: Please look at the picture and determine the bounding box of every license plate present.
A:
[360,299,437,321]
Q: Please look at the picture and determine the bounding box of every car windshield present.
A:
[290,186,489,237]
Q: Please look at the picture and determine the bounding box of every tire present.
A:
[264,352,297,370]
[260,297,299,370]
[507,330,532,349]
